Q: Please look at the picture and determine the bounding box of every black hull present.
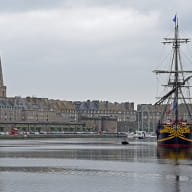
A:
[157,124,192,148]
[157,136,192,148]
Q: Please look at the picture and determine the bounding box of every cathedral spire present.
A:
[0,57,7,97]
[0,57,4,86]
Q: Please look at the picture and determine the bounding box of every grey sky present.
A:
[0,0,192,104]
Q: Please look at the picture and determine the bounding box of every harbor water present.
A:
[0,137,192,192]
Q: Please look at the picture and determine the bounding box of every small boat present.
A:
[121,138,129,145]
[121,141,129,145]
[154,15,192,148]
[133,131,146,139]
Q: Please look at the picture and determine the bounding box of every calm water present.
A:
[0,137,192,192]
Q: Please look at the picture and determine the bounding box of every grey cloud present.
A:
[0,0,187,12]
[1,0,192,104]
[0,0,64,12]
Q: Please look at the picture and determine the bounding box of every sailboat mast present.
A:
[154,16,191,122]
[155,16,192,148]
[174,17,179,123]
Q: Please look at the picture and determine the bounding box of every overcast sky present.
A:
[0,0,192,105]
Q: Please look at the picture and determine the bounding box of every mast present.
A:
[174,16,179,123]
[154,15,191,122]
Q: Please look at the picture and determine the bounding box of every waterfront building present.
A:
[0,96,137,133]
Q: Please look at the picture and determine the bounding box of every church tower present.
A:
[0,57,7,98]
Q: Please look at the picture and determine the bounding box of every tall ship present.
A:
[154,16,192,147]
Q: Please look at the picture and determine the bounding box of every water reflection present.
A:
[157,146,192,192]
[157,146,192,160]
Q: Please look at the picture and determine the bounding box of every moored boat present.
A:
[154,16,192,148]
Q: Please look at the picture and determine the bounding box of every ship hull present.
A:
[157,124,192,148]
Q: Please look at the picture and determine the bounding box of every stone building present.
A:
[0,96,137,132]
[76,100,136,132]
[79,116,117,133]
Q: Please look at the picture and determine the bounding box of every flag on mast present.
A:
[173,15,177,23]
[167,101,177,114]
